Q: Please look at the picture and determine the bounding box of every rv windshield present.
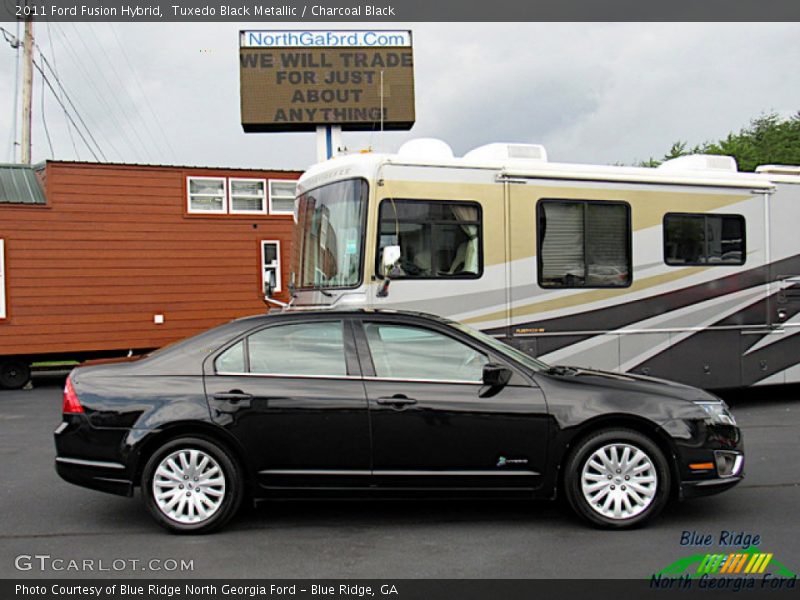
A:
[293,178,368,290]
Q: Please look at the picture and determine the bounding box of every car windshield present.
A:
[293,178,368,290]
[449,320,551,373]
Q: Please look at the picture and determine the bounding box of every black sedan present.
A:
[54,310,743,533]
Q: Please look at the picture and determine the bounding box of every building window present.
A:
[262,240,281,293]
[187,177,226,213]
[269,180,297,215]
[376,199,483,279]
[664,213,745,266]
[537,199,631,288]
[230,178,267,214]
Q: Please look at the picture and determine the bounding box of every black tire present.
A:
[141,436,243,534]
[0,360,31,390]
[563,428,671,529]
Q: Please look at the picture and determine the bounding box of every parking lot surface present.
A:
[1,372,798,578]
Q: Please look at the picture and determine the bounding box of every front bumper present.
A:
[664,418,745,500]
[680,474,743,499]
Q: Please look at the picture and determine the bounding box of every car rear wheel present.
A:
[564,428,670,528]
[141,437,243,534]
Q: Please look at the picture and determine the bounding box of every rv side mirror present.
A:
[381,245,401,275]
[482,363,512,388]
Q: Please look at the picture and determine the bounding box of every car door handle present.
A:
[212,391,253,402]
[376,395,418,407]
[212,391,253,413]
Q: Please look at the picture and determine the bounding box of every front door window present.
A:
[363,322,488,382]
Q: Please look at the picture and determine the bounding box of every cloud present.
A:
[0,22,797,169]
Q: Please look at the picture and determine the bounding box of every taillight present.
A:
[63,376,84,414]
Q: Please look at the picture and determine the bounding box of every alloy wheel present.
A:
[580,442,658,520]
[152,448,227,525]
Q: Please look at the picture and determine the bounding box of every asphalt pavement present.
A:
[0,372,798,579]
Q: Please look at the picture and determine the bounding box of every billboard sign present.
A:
[239,30,415,132]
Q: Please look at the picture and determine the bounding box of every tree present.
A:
[642,112,800,171]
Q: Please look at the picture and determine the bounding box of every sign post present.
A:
[316,125,342,161]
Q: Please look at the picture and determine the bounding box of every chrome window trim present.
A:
[363,375,482,385]
[215,372,482,385]
[216,371,360,381]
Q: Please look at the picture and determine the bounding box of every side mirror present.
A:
[381,245,401,275]
[482,363,512,388]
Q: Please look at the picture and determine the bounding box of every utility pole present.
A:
[20,12,33,164]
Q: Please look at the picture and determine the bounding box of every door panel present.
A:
[365,379,549,489]
[205,319,371,489]
[357,319,549,489]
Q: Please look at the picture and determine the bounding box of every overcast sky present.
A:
[1,22,798,171]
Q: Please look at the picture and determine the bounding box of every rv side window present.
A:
[664,214,745,266]
[537,199,631,288]
[377,199,482,279]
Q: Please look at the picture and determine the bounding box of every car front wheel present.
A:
[141,437,243,534]
[564,428,670,528]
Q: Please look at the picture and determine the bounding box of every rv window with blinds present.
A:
[537,199,631,288]
[663,213,745,266]
[377,199,483,279]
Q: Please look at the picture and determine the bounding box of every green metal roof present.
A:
[0,163,46,205]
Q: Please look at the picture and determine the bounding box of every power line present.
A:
[50,23,134,161]
[2,22,21,162]
[3,22,106,163]
[72,22,151,162]
[46,20,79,160]
[106,23,178,162]
[35,48,110,161]
[40,61,55,157]
[108,23,178,162]
[31,59,103,161]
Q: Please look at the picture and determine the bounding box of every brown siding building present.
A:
[0,160,301,388]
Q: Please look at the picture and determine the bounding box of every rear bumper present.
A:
[54,415,135,497]
[55,457,134,497]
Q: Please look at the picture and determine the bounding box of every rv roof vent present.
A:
[463,143,548,163]
[397,138,454,160]
[658,154,738,173]
[756,165,800,176]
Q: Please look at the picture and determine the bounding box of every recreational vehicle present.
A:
[287,139,800,389]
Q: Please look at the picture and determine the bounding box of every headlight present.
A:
[695,401,737,426]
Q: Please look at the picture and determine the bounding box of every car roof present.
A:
[235,308,454,325]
